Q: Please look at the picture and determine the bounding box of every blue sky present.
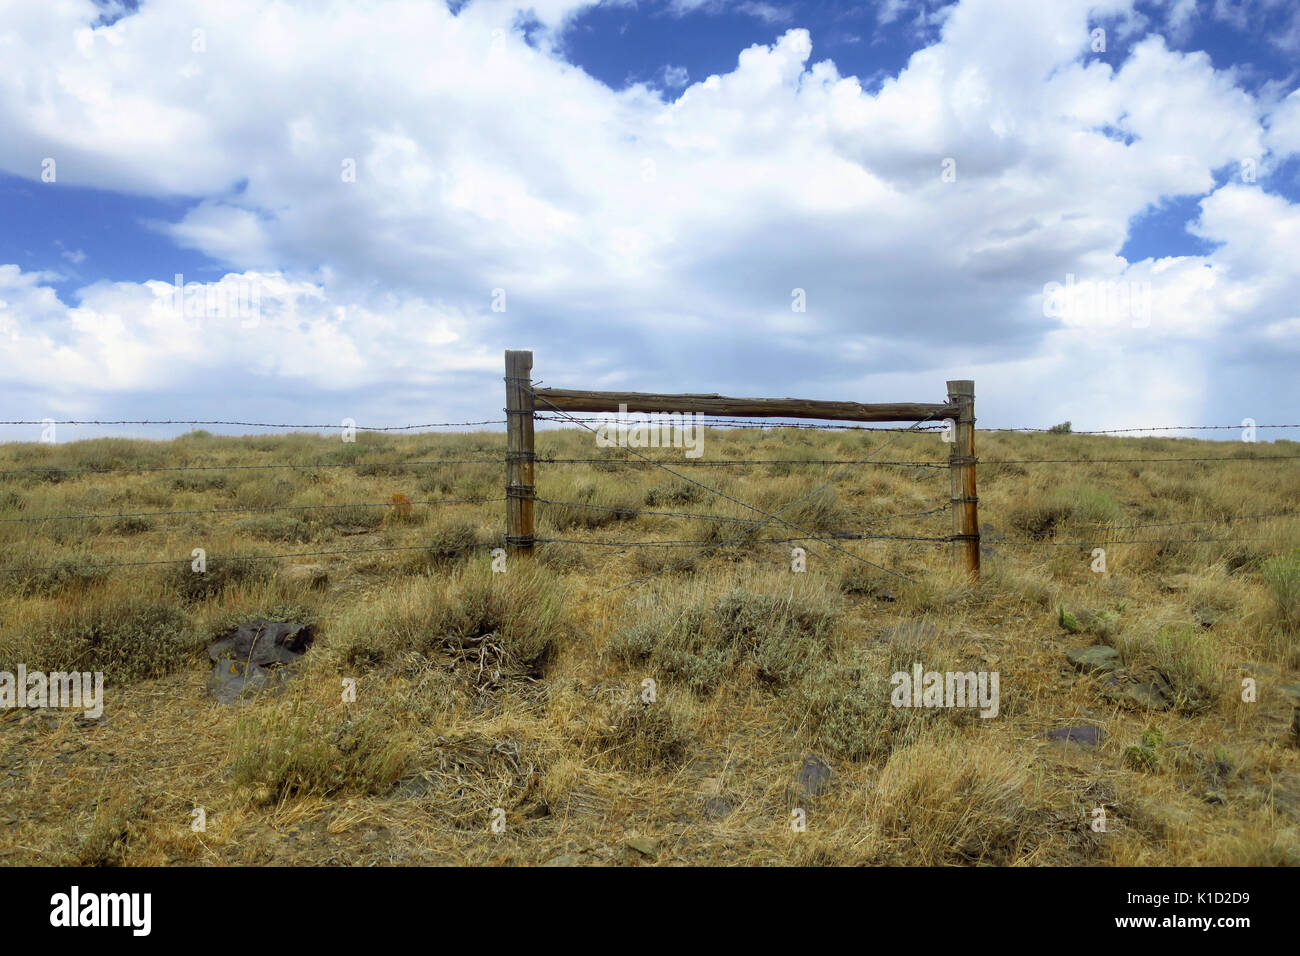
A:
[1,0,1298,439]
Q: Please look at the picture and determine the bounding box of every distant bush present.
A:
[1262,552,1300,634]
[407,521,480,571]
[1,556,110,598]
[229,691,413,801]
[591,695,694,772]
[611,587,840,693]
[311,504,384,533]
[232,514,311,543]
[2,595,196,682]
[540,483,637,531]
[164,555,275,603]
[1007,485,1120,538]
[333,569,566,675]
[1047,421,1073,434]
[643,483,703,507]
[111,516,153,535]
[171,473,228,493]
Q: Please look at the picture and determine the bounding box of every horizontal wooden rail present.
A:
[532,388,958,423]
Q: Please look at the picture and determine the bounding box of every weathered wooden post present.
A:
[504,349,535,559]
[947,379,979,577]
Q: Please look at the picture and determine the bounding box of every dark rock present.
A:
[1045,725,1104,746]
[797,753,833,798]
[206,620,313,705]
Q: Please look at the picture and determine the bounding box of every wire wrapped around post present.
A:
[504,350,536,559]
[947,380,980,577]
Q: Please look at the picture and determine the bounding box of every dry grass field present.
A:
[1,425,1298,866]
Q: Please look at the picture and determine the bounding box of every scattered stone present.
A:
[877,621,937,644]
[541,853,583,867]
[874,588,896,603]
[207,620,313,705]
[1067,645,1121,673]
[1045,725,1104,746]
[1279,683,1300,704]
[626,836,657,859]
[1159,574,1195,592]
[797,753,833,798]
[281,563,329,589]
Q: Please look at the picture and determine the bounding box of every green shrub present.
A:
[164,555,275,603]
[594,696,693,772]
[229,693,413,801]
[1,596,197,682]
[643,483,703,507]
[1262,552,1300,633]
[408,521,480,571]
[111,516,153,535]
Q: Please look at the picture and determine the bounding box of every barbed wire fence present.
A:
[0,410,1298,592]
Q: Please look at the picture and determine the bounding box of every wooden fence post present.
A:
[505,349,535,559]
[947,379,979,577]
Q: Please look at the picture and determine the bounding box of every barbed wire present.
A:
[526,384,938,589]
[0,457,506,478]
[989,533,1296,548]
[5,416,1298,436]
[534,497,948,527]
[989,508,1300,536]
[981,454,1300,465]
[0,496,506,525]
[536,532,951,548]
[537,456,950,468]
[3,451,1294,480]
[988,424,1300,434]
[0,540,500,576]
[0,419,506,431]
[2,406,1296,580]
